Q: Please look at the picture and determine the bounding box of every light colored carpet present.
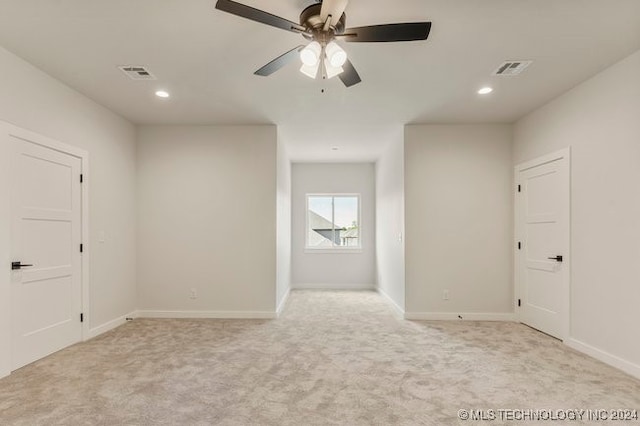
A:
[0,290,639,425]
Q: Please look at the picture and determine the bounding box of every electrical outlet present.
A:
[443,290,450,301]
[190,288,198,299]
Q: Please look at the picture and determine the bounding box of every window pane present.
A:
[308,196,335,247]
[334,196,359,247]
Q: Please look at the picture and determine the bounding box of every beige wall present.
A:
[375,134,406,313]
[0,46,137,378]
[276,135,292,312]
[404,125,513,319]
[136,125,277,316]
[514,49,640,377]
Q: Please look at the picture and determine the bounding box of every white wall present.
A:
[404,125,513,319]
[136,125,277,316]
[291,163,376,289]
[276,134,292,313]
[375,134,406,314]
[514,49,640,378]
[0,46,137,378]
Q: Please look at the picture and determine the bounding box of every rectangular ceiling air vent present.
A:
[492,60,532,76]
[118,65,156,80]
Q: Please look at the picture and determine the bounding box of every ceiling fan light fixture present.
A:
[325,41,347,67]
[300,61,320,79]
[214,0,432,88]
[300,41,322,66]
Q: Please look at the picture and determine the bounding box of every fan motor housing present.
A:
[300,3,346,40]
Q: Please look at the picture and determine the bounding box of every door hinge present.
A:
[518,241,522,250]
[518,299,521,307]
[80,174,84,183]
[517,184,521,193]
[80,243,83,253]
[80,313,84,323]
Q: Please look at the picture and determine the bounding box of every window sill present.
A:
[304,248,363,254]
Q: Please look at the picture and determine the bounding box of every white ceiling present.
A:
[0,0,639,161]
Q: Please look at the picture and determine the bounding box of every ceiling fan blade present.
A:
[320,0,349,27]
[254,45,305,76]
[343,22,431,42]
[338,59,361,87]
[215,0,306,33]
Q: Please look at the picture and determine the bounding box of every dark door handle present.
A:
[547,255,563,262]
[11,261,34,270]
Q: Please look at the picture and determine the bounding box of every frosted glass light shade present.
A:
[300,61,320,79]
[325,41,347,68]
[324,60,344,79]
[300,41,322,66]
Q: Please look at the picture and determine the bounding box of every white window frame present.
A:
[305,193,362,253]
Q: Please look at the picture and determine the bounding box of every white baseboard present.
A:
[136,310,277,319]
[565,338,640,380]
[87,310,136,340]
[276,287,291,317]
[404,312,515,321]
[376,287,405,317]
[293,283,375,290]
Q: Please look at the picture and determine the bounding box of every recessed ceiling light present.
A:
[155,90,170,98]
[331,147,339,151]
[478,87,493,95]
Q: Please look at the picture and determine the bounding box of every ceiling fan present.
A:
[215,0,432,87]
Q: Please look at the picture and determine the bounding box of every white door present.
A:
[515,149,570,340]
[10,135,83,370]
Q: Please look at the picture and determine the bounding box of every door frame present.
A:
[514,147,571,341]
[0,121,90,376]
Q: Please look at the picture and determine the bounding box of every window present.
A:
[306,194,360,250]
